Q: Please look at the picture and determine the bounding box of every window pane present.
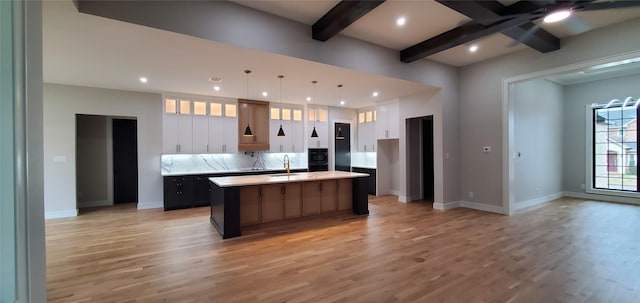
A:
[318,109,328,122]
[179,99,191,114]
[373,110,377,121]
[366,111,373,122]
[282,108,291,120]
[210,103,222,116]
[271,108,280,120]
[165,98,177,114]
[193,101,207,115]
[358,112,365,123]
[309,108,316,121]
[594,154,607,166]
[595,177,609,188]
[594,143,610,155]
[225,104,236,117]
[594,131,609,143]
[293,109,302,121]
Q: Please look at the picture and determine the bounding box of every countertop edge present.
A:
[209,172,369,187]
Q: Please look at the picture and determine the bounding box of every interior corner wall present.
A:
[398,90,448,204]
[76,114,109,207]
[512,79,563,205]
[562,73,640,194]
[43,83,163,218]
[459,18,640,209]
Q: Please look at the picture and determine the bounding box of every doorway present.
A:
[406,116,435,201]
[113,119,138,204]
[334,123,351,172]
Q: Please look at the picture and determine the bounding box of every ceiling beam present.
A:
[400,16,536,63]
[312,0,385,42]
[400,0,561,63]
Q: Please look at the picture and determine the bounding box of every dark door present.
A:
[422,118,434,201]
[113,119,138,204]
[334,123,351,172]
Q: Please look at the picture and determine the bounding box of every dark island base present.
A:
[210,176,369,239]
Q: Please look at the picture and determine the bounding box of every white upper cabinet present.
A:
[376,100,399,140]
[357,108,376,152]
[163,97,193,154]
[163,96,237,154]
[308,106,329,149]
[270,104,304,153]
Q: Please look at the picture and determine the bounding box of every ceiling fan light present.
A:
[543,10,571,23]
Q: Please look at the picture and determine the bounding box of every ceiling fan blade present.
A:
[580,0,640,11]
[563,15,591,35]
[508,22,542,47]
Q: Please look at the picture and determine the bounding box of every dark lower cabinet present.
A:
[351,167,376,195]
[163,176,194,210]
[193,176,211,207]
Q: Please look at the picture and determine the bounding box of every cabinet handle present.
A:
[385,130,389,138]
[319,182,323,192]
[281,185,285,195]
[176,144,179,153]
[178,144,181,153]
[207,144,209,153]
[223,144,226,152]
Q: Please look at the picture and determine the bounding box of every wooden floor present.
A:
[46,196,640,302]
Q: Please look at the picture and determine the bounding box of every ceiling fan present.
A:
[480,0,640,44]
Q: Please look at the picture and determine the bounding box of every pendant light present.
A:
[310,80,319,138]
[243,70,254,137]
[277,75,286,137]
[336,84,345,140]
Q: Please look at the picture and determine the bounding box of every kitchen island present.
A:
[209,171,369,239]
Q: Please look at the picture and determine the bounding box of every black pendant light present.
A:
[336,84,345,140]
[243,69,254,137]
[310,80,318,138]
[277,75,286,137]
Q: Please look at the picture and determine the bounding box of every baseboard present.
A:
[433,201,461,211]
[460,201,508,214]
[515,192,563,211]
[45,209,78,219]
[78,200,111,208]
[563,191,640,206]
[137,201,163,210]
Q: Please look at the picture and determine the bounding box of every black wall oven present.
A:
[308,148,328,171]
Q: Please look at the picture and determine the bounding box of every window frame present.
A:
[586,104,639,197]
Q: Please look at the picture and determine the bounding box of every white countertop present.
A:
[209,171,369,187]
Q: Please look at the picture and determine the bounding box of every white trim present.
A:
[77,200,111,208]
[137,201,163,209]
[514,192,563,211]
[45,209,78,219]
[433,201,461,210]
[460,201,508,214]
[501,50,640,217]
[564,191,640,206]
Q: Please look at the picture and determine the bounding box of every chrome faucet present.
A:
[283,154,290,177]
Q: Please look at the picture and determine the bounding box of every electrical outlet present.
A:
[468,191,474,198]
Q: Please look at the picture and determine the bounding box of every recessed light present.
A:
[306,97,311,101]
[262,91,268,97]
[543,10,571,23]
[213,86,221,91]
[396,17,406,27]
[340,100,345,105]
[372,91,379,97]
[469,45,478,53]
[139,77,148,83]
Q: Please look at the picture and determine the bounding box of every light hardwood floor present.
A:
[46,196,640,302]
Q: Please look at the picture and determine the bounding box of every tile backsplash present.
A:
[351,152,377,169]
[161,152,307,175]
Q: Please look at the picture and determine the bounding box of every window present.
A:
[593,104,638,192]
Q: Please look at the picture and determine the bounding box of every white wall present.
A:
[563,73,640,194]
[44,84,163,218]
[460,18,640,211]
[397,90,448,205]
[512,79,564,206]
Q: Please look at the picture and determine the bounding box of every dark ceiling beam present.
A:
[399,0,561,62]
[400,15,535,63]
[312,0,385,41]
